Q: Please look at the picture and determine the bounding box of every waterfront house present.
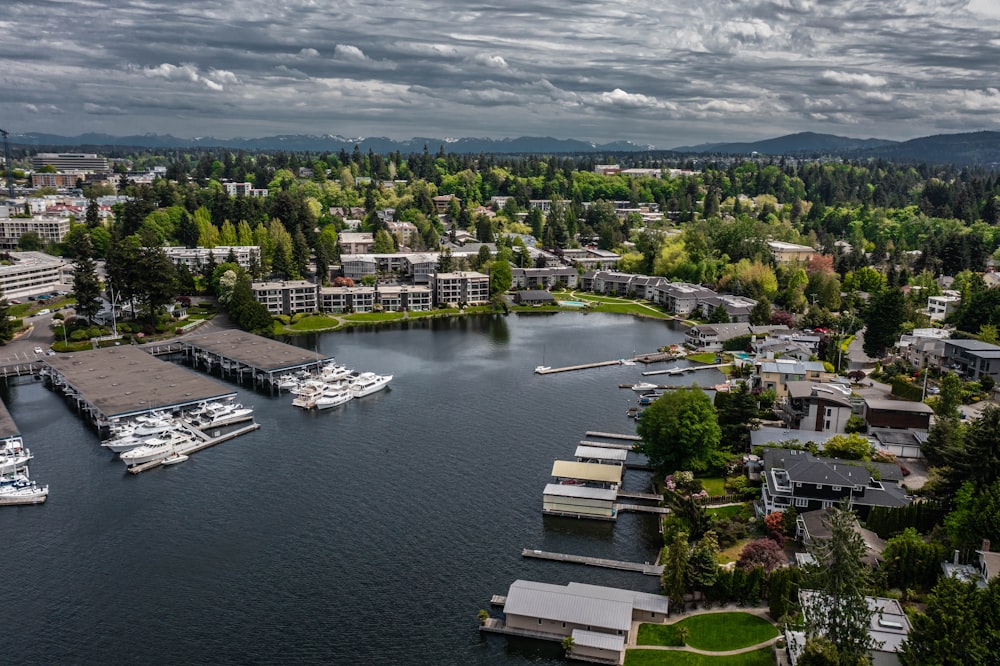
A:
[697,294,758,323]
[796,508,885,567]
[375,284,432,312]
[514,290,556,306]
[759,447,909,517]
[654,282,716,315]
[863,398,933,431]
[488,580,670,664]
[755,359,836,398]
[787,591,910,666]
[510,266,578,290]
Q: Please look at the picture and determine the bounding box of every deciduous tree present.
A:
[637,387,721,474]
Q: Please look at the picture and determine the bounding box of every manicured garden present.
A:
[637,612,778,651]
[624,647,774,666]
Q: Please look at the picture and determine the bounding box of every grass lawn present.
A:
[408,308,460,318]
[717,539,750,565]
[343,312,405,323]
[638,613,777,652]
[624,647,774,666]
[698,477,727,496]
[687,352,718,364]
[706,504,745,521]
[288,314,341,331]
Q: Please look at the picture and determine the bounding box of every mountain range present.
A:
[8,130,1000,165]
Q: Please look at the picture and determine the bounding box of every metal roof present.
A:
[181,330,332,372]
[503,580,632,631]
[551,460,623,484]
[864,398,934,414]
[574,445,628,462]
[542,484,618,501]
[0,399,20,439]
[566,582,670,615]
[571,629,625,652]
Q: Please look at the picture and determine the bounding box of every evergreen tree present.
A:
[0,287,14,343]
[71,232,103,324]
[862,287,905,358]
[292,228,311,277]
[662,531,689,612]
[85,197,100,228]
[437,248,454,273]
[750,297,772,325]
[686,531,719,595]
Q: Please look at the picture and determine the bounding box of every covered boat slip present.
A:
[44,346,236,426]
[543,483,617,519]
[0,399,20,442]
[574,445,627,464]
[550,460,623,487]
[178,330,332,388]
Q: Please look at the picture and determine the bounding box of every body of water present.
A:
[1,312,723,665]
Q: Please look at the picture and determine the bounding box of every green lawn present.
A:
[288,314,342,331]
[342,312,405,323]
[698,477,727,496]
[717,539,749,564]
[638,613,777,652]
[706,504,745,521]
[624,647,774,666]
[407,308,460,318]
[687,352,718,364]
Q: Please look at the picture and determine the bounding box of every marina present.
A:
[178,330,332,389]
[0,399,47,506]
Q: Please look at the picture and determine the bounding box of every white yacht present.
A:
[0,448,33,474]
[276,374,300,391]
[631,382,659,393]
[349,372,393,398]
[292,383,325,409]
[191,402,253,428]
[121,432,192,467]
[315,385,353,410]
[0,483,48,505]
[319,364,354,382]
[102,431,154,454]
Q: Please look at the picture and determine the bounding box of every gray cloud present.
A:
[0,0,997,146]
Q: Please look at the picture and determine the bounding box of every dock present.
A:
[635,352,686,364]
[127,422,262,474]
[578,439,634,450]
[535,360,623,375]
[616,503,671,515]
[617,491,662,502]
[641,363,727,377]
[585,431,642,441]
[521,549,664,576]
[178,330,332,390]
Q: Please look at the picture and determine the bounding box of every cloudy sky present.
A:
[3,0,999,148]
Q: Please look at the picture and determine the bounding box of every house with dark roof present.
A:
[514,290,556,305]
[796,508,886,567]
[780,381,857,433]
[863,398,933,431]
[759,447,909,518]
[943,339,1000,382]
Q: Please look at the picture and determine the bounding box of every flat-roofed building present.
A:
[574,445,627,465]
[781,381,855,433]
[339,232,375,255]
[223,182,269,198]
[768,240,815,265]
[789,591,911,666]
[943,339,1000,382]
[0,215,71,250]
[432,271,489,306]
[164,246,259,271]
[376,284,432,312]
[251,280,317,316]
[0,251,69,299]
[863,398,933,431]
[341,254,378,280]
[319,285,375,313]
[31,153,109,173]
[550,460,623,489]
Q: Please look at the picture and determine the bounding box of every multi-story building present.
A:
[385,221,418,247]
[755,359,836,397]
[251,280,317,316]
[164,246,260,272]
[30,172,88,189]
[318,285,376,313]
[31,153,109,173]
[927,293,961,321]
[697,294,758,323]
[432,271,489,306]
[222,182,269,198]
[0,215,71,250]
[376,285,432,312]
[767,240,815,265]
[510,266,579,290]
[339,232,375,255]
[780,381,857,433]
[0,251,69,299]
[943,339,1000,383]
[654,282,716,315]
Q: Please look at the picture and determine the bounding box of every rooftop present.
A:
[551,460,623,484]
[542,484,618,501]
[44,346,236,420]
[0,399,19,439]
[181,330,332,372]
[864,398,934,414]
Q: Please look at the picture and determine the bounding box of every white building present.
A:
[0,215,71,250]
[927,293,961,321]
[0,251,69,299]
[164,246,260,272]
[223,182,268,198]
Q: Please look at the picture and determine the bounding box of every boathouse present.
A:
[550,460,623,489]
[574,445,627,465]
[543,484,617,520]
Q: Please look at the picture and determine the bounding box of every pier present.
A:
[641,363,726,377]
[126,422,262,474]
[585,431,642,441]
[535,360,623,375]
[617,491,662,502]
[635,351,686,364]
[616,503,671,515]
[577,439,633,451]
[521,549,664,576]
[44,346,237,428]
[178,330,332,389]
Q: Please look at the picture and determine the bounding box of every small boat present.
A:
[0,449,33,474]
[534,366,551,374]
[349,372,393,398]
[292,383,325,409]
[620,359,636,366]
[631,382,659,393]
[161,453,189,466]
[276,374,300,390]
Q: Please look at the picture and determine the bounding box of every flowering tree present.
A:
[736,538,786,573]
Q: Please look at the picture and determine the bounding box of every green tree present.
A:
[661,530,689,611]
[489,259,512,296]
[862,288,905,358]
[686,531,719,595]
[801,505,877,665]
[437,248,454,273]
[822,434,872,460]
[944,480,1000,550]
[18,231,44,251]
[901,576,992,666]
[935,372,963,420]
[70,232,103,324]
[881,528,947,590]
[227,275,273,335]
[373,228,395,253]
[85,197,100,228]
[0,287,15,343]
[750,297,772,325]
[637,387,722,473]
[796,636,844,666]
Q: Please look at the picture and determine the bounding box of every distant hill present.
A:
[8,132,654,154]
[855,131,1000,166]
[672,131,898,155]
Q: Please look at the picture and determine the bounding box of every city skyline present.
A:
[3,0,1000,148]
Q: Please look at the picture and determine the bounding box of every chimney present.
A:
[954,550,961,566]
[983,539,991,553]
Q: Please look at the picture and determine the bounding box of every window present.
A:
[795,497,809,507]
[832,485,841,491]
[538,619,542,625]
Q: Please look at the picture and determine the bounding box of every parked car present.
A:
[35,308,51,316]
[33,347,43,355]
[928,386,940,395]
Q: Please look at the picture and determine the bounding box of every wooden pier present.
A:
[641,363,727,377]
[490,594,507,607]
[535,360,623,375]
[616,503,671,515]
[617,491,662,502]
[578,439,634,451]
[127,422,261,474]
[585,431,642,441]
[521,548,664,576]
[635,352,685,364]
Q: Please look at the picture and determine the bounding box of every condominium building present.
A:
[164,246,260,272]
[31,153,109,173]
[432,271,489,306]
[0,215,71,250]
[251,280,317,316]
[0,251,69,299]
[319,286,376,313]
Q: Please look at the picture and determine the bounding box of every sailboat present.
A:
[534,346,550,374]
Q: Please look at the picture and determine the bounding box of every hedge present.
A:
[890,377,924,402]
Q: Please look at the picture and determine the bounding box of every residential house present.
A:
[927,293,961,321]
[759,447,909,517]
[755,359,836,397]
[780,381,856,433]
[788,591,911,666]
[489,580,669,664]
[863,398,933,431]
[942,540,1000,587]
[796,508,886,566]
[943,339,1000,382]
[686,324,791,352]
[251,280,317,316]
[432,194,459,213]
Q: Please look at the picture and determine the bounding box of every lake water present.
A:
[0,312,723,665]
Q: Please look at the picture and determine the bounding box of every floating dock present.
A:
[178,330,332,389]
[616,503,671,515]
[535,360,623,375]
[521,549,664,576]
[126,422,261,474]
[641,363,726,377]
[43,346,236,429]
[578,439,634,451]
[585,431,642,441]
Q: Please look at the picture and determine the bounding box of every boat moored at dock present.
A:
[349,372,393,398]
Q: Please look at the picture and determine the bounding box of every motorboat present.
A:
[292,383,325,409]
[191,402,253,428]
[315,385,353,410]
[319,364,354,382]
[349,372,393,398]
[0,483,48,504]
[276,374,300,391]
[161,453,189,466]
[290,379,326,396]
[534,366,551,374]
[102,431,156,454]
[121,432,191,467]
[631,382,659,393]
[0,448,33,474]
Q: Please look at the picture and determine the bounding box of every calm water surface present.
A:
[0,313,722,665]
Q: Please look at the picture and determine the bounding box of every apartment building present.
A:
[251,280,318,316]
[432,271,490,306]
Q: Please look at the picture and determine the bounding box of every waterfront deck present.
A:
[521,548,664,576]
[178,330,332,389]
[44,346,237,427]
[578,439,634,450]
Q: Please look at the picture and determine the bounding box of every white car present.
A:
[33,347,44,355]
